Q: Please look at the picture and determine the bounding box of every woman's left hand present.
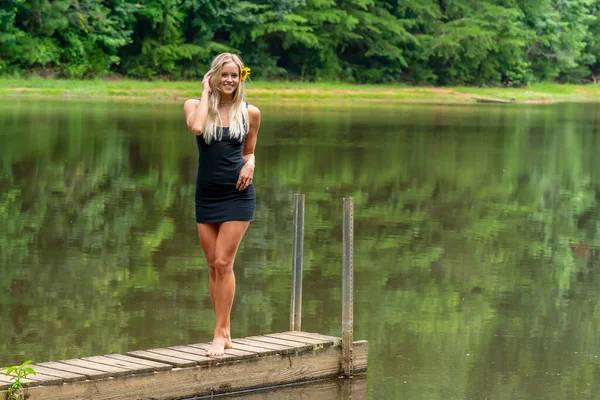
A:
[237,163,255,191]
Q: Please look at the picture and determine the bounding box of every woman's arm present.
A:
[243,105,261,164]
[237,105,261,190]
[183,74,211,135]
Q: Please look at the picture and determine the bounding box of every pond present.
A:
[1,98,600,399]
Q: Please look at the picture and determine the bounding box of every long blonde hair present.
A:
[203,53,249,143]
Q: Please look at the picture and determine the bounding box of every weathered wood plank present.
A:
[83,356,155,375]
[59,359,131,378]
[188,343,258,360]
[30,365,86,383]
[126,350,196,368]
[142,348,208,365]
[266,332,333,347]
[37,362,109,380]
[167,345,214,358]
[227,342,276,356]
[0,373,42,388]
[8,373,63,386]
[169,345,237,362]
[168,345,239,364]
[20,341,368,400]
[222,375,368,400]
[246,335,313,351]
[254,335,308,346]
[232,338,294,353]
[104,354,172,372]
[353,340,368,372]
[21,372,64,387]
[283,331,340,344]
[0,374,13,390]
[150,349,214,365]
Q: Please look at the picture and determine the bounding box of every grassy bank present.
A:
[0,78,598,104]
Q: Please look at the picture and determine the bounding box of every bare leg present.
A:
[197,223,219,315]
[205,220,250,356]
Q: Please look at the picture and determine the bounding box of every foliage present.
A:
[0,360,36,400]
[0,0,598,84]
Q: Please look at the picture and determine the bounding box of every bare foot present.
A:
[205,335,232,357]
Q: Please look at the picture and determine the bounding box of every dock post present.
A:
[342,197,355,377]
[290,193,305,331]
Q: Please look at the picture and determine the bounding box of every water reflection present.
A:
[214,377,367,400]
[1,99,600,399]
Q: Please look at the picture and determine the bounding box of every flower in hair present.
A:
[240,67,251,81]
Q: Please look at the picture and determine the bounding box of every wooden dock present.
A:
[2,196,367,399]
[1,331,368,400]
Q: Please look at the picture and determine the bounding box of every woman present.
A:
[183,53,261,357]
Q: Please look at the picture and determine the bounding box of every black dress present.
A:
[194,127,255,223]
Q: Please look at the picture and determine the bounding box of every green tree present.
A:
[0,0,598,84]
[427,1,532,85]
[582,0,600,82]
[521,0,596,81]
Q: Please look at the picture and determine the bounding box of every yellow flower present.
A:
[240,67,251,81]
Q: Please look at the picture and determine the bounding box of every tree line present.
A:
[0,0,599,85]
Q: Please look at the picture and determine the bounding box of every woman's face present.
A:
[220,61,240,97]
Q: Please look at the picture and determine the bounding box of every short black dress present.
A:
[195,125,255,224]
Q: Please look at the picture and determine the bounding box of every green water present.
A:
[1,98,600,399]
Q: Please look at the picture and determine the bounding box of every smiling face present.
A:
[219,61,240,98]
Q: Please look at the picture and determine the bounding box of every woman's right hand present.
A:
[202,72,212,94]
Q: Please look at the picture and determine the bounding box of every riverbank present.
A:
[0,78,598,104]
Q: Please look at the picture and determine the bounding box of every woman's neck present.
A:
[220,95,233,105]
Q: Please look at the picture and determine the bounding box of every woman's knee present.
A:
[208,261,217,278]
[214,257,233,276]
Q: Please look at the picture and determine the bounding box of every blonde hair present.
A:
[203,53,249,143]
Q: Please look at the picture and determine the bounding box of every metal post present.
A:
[342,198,354,377]
[290,194,305,331]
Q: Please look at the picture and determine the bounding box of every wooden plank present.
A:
[104,354,172,372]
[188,343,258,360]
[232,338,294,354]
[0,373,41,387]
[219,375,368,400]
[30,365,86,383]
[168,346,234,363]
[83,356,155,375]
[245,336,298,348]
[3,368,70,387]
[0,368,52,388]
[126,350,196,368]
[0,374,13,390]
[353,340,368,372]
[20,372,64,386]
[282,331,340,344]
[37,362,109,380]
[266,332,334,347]
[143,348,209,365]
[169,345,237,362]
[22,341,368,400]
[246,335,313,351]
[60,359,132,378]
[227,342,276,356]
[19,377,42,386]
[167,345,217,358]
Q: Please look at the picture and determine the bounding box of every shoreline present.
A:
[0,78,598,104]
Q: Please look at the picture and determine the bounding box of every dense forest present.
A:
[0,0,599,85]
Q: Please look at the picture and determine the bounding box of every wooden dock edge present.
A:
[2,341,367,400]
[222,374,368,400]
